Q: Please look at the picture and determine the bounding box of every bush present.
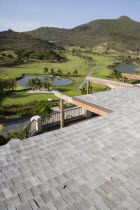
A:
[17,109,34,117]
[0,115,6,119]
[6,126,27,140]
[34,101,51,115]
[0,135,10,146]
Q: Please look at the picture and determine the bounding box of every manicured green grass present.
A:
[15,84,26,90]
[82,52,114,79]
[57,77,84,97]
[90,83,110,90]
[2,52,115,106]
[4,53,87,79]
[2,91,58,106]
[2,77,83,106]
[92,68,112,79]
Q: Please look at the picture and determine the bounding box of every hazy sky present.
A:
[0,0,140,32]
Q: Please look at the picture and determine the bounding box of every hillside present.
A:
[0,29,61,52]
[26,16,140,50]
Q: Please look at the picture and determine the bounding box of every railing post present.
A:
[87,81,90,94]
[30,116,42,132]
[60,99,64,128]
[83,109,92,118]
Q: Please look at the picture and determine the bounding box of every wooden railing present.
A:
[18,107,84,139]
[41,107,83,126]
[41,112,60,126]
[17,119,37,140]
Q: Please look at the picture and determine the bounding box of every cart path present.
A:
[77,65,100,90]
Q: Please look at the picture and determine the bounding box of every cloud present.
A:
[0,18,43,32]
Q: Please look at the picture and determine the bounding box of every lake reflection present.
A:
[115,64,139,74]
[18,75,72,88]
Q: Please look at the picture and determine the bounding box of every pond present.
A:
[115,64,139,74]
[17,75,72,88]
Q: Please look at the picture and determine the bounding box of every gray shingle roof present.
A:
[1,87,140,209]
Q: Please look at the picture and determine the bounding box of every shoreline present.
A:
[16,73,73,85]
[26,89,59,93]
[108,62,140,72]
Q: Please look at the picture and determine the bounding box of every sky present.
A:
[0,0,140,32]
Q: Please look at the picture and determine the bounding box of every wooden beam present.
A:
[87,81,90,94]
[55,91,112,116]
[60,99,64,128]
[122,73,140,80]
[73,97,112,116]
[123,76,125,83]
[54,92,73,103]
[86,76,133,88]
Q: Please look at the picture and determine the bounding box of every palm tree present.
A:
[27,78,38,91]
[50,68,55,75]
[67,72,71,76]
[44,67,49,74]
[35,78,42,90]
[43,81,52,91]
[79,83,93,94]
[73,70,78,77]
[57,69,63,75]
[79,85,86,95]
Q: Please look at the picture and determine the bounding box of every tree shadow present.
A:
[56,87,72,93]
[61,57,69,63]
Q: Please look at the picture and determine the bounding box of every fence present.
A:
[18,106,88,139]
[41,106,84,126]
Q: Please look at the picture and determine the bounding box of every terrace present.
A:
[0,79,140,209]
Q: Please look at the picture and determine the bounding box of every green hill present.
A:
[26,16,140,50]
[0,29,61,52]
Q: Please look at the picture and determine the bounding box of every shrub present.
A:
[34,101,51,115]
[0,135,10,146]
[6,126,27,140]
[0,115,6,119]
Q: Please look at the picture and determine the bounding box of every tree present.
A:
[44,67,49,73]
[57,69,63,75]
[35,78,42,90]
[50,68,55,75]
[73,70,78,77]
[43,81,52,91]
[79,85,86,95]
[0,78,17,106]
[8,79,17,90]
[67,72,71,76]
[27,78,38,91]
[110,69,122,80]
[15,49,25,60]
[0,79,16,92]
[79,83,93,95]
[7,54,13,58]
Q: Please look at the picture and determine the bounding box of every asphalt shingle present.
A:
[0,87,140,209]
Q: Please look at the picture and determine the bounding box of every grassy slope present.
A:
[26,16,140,50]
[2,53,87,105]
[2,52,115,106]
[0,30,59,51]
[92,55,113,78]
[5,53,87,79]
[81,52,114,78]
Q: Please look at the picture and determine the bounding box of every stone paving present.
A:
[0,87,140,209]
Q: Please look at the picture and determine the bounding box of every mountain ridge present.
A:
[25,16,140,50]
[0,29,62,51]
